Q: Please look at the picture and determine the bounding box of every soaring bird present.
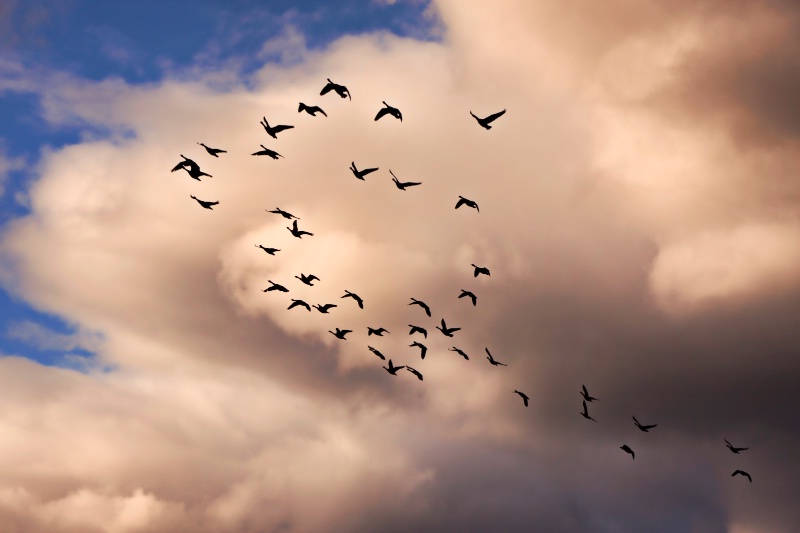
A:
[374,101,402,121]
[725,439,749,454]
[263,280,289,293]
[197,142,227,157]
[580,400,596,421]
[620,445,635,459]
[173,155,212,180]
[389,170,421,190]
[383,359,405,375]
[287,219,313,238]
[267,207,299,220]
[436,318,461,337]
[329,328,352,340]
[350,162,379,180]
[485,348,506,366]
[287,299,311,311]
[633,416,657,432]
[409,298,432,317]
[470,109,506,130]
[260,116,294,139]
[252,145,283,159]
[171,155,198,172]
[449,346,469,360]
[298,102,327,116]
[406,366,423,381]
[514,390,529,407]
[190,195,218,210]
[458,289,477,306]
[367,327,389,336]
[408,325,428,338]
[410,341,428,359]
[732,470,752,482]
[580,385,599,402]
[295,273,319,286]
[341,290,364,309]
[314,303,337,313]
[255,245,280,255]
[471,263,490,277]
[455,196,479,212]
[368,346,386,360]
[320,78,351,99]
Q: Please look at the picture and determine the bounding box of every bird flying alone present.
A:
[295,273,319,286]
[449,346,469,360]
[368,346,386,360]
[173,155,212,181]
[459,289,477,306]
[298,102,327,116]
[410,341,428,359]
[580,385,599,402]
[260,116,294,139]
[633,416,657,432]
[383,359,405,375]
[190,195,218,210]
[341,290,364,309]
[375,101,402,121]
[436,318,461,337]
[287,299,311,311]
[409,298,432,317]
[197,142,227,157]
[455,196,479,212]
[252,145,283,159]
[470,109,506,130]
[389,170,421,190]
[408,325,427,338]
[732,470,752,482]
[620,445,635,459]
[580,400,596,422]
[320,78,351,99]
[255,245,280,255]
[350,162,379,180]
[267,207,299,220]
[329,328,352,340]
[485,348,506,366]
[314,303,337,313]
[263,280,289,293]
[514,390,529,407]
[287,219,313,238]
[471,263,490,277]
[367,327,389,336]
[406,366,423,381]
[725,439,749,454]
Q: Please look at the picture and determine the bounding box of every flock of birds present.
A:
[170,78,753,483]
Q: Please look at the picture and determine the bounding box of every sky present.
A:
[0,0,799,532]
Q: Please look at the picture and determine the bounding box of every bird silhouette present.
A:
[252,145,283,159]
[255,245,280,255]
[389,170,421,190]
[470,109,506,130]
[267,207,299,220]
[341,290,364,309]
[485,348,506,366]
[620,445,635,459]
[190,195,218,210]
[287,299,311,311]
[514,390,529,407]
[173,155,212,180]
[471,263,490,277]
[320,78,351,99]
[375,101,402,121]
[409,298,432,317]
[458,289,477,306]
[368,345,386,360]
[383,359,405,375]
[314,303,337,313]
[298,102,327,116]
[633,416,657,432]
[580,400,597,421]
[263,280,289,293]
[197,142,227,157]
[408,325,427,338]
[287,219,313,238]
[449,346,469,360]
[410,341,428,359]
[455,196,479,212]
[580,385,599,402]
[436,318,461,337]
[329,328,351,340]
[732,470,752,482]
[367,327,389,336]
[406,366,423,381]
[170,155,197,172]
[725,439,749,454]
[260,116,294,139]
[295,273,319,286]
[350,162,379,180]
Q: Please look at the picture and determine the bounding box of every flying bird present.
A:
[341,290,364,309]
[197,142,227,157]
[580,385,599,402]
[263,280,289,293]
[368,346,386,360]
[320,78,351,99]
[298,102,327,116]
[458,289,477,306]
[470,109,506,130]
[287,299,311,311]
[408,325,428,338]
[267,207,299,220]
[514,390,529,407]
[620,445,635,459]
[255,245,280,255]
[633,416,657,432]
[329,328,352,340]
[260,116,294,139]
[171,155,198,172]
[189,195,218,210]
[406,366,423,381]
[173,155,212,180]
[252,145,283,159]
[383,359,405,375]
[409,298,432,317]
[295,273,319,286]
[485,348,506,366]
[471,263,490,277]
[732,470,752,482]
[314,303,337,313]
[725,439,749,454]
[349,162,379,180]
[367,327,389,336]
[580,400,597,422]
[287,219,313,238]
[389,170,421,190]
[410,341,428,359]
[436,318,461,337]
[455,196,479,212]
[374,101,402,121]
[449,346,469,360]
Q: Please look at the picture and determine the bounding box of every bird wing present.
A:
[271,124,294,134]
[320,83,333,95]
[484,109,506,123]
[374,108,389,121]
[361,167,379,176]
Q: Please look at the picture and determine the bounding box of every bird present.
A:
[287,219,313,238]
[410,341,428,359]
[368,346,386,360]
[197,142,226,157]
[173,155,212,181]
[295,273,319,286]
[255,245,280,255]
[470,109,506,130]
[287,299,311,311]
[408,325,427,338]
[725,439,749,454]
[170,155,197,172]
[471,264,490,277]
[580,400,596,421]
[514,390,529,407]
[485,348,506,366]
[260,116,294,139]
[455,196,479,212]
[633,416,657,432]
[263,280,289,293]
[449,346,469,360]
[383,359,405,375]
[436,318,461,337]
[267,207,299,220]
[341,290,364,309]
[190,195,218,210]
[367,327,389,336]
[298,102,327,116]
[406,366,423,381]
[374,101,402,121]
[314,303,337,313]
[320,78,351,99]
[732,470,752,482]
[389,170,421,190]
[620,445,635,459]
[580,385,599,402]
[329,328,352,340]
[252,144,283,159]
[349,162,379,180]
[409,298,432,317]
[458,289,477,306]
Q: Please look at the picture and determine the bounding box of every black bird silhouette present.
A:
[349,162,379,180]
[455,196,479,212]
[620,445,635,459]
[633,416,657,432]
[267,207,299,220]
[732,470,752,482]
[409,298,432,317]
[725,439,749,454]
[295,273,319,286]
[471,263,490,277]
[406,366,423,381]
[255,245,280,255]
[436,318,461,337]
[171,155,197,172]
[287,299,311,311]
[514,390,529,407]
[329,328,351,340]
[580,400,596,422]
[197,142,227,157]
[173,155,212,180]
[252,144,283,159]
[580,385,599,402]
[470,109,506,130]
[314,303,337,313]
[410,341,428,359]
[263,280,289,293]
[190,195,218,210]
[449,346,469,360]
[408,325,427,338]
[458,289,477,306]
[298,102,327,116]
[485,348,506,366]
[260,116,294,139]
[341,290,364,309]
[375,101,402,122]
[389,170,421,190]
[367,327,389,336]
[368,346,386,360]
[287,219,313,238]
[383,359,405,375]
[320,78,351,99]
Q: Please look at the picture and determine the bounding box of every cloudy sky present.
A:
[1,0,799,531]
